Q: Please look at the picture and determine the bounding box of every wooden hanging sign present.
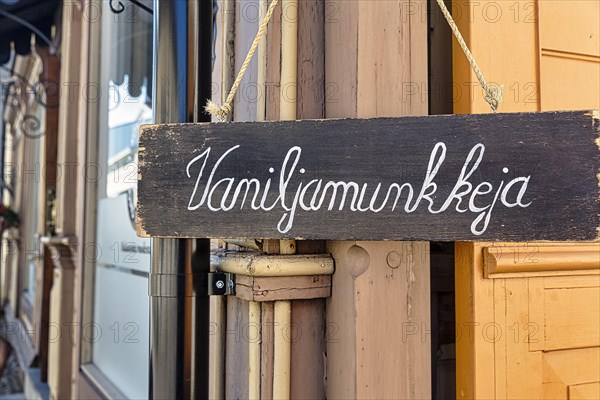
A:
[137,110,600,241]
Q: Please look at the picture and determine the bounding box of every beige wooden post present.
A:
[324,0,432,398]
[217,1,331,398]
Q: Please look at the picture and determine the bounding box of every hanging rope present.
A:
[205,0,279,121]
[207,0,502,117]
[434,0,503,112]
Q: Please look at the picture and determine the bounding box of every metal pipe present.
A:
[275,3,298,396]
[249,5,271,397]
[248,301,262,399]
[273,300,292,399]
[279,0,298,121]
[213,253,334,277]
[150,1,212,399]
[257,0,269,121]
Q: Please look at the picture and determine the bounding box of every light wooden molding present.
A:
[483,243,600,278]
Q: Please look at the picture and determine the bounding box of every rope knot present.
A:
[205,100,232,122]
[485,83,504,113]
[204,0,280,122]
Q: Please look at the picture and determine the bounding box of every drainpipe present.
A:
[150,1,212,399]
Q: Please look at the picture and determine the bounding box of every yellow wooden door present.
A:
[453,1,600,399]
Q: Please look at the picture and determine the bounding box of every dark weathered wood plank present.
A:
[138,110,600,241]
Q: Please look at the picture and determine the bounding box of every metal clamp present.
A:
[205,272,235,296]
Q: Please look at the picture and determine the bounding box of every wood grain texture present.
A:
[225,296,249,400]
[456,241,600,400]
[47,243,76,400]
[542,347,600,387]
[484,242,600,277]
[290,300,326,400]
[138,110,600,241]
[324,0,358,118]
[235,275,331,302]
[297,0,325,120]
[326,241,431,399]
[260,302,274,400]
[568,382,600,400]
[325,241,358,399]
[265,0,281,121]
[233,0,259,122]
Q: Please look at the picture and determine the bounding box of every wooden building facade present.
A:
[0,0,598,399]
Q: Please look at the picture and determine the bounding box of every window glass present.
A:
[87,2,153,398]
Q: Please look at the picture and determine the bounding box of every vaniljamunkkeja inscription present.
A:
[185,143,531,236]
[137,110,600,241]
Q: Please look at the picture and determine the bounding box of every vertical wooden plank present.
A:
[47,245,76,400]
[325,0,429,396]
[357,0,428,117]
[55,0,85,236]
[452,0,540,114]
[406,242,431,399]
[354,241,430,399]
[455,242,496,400]
[37,246,55,382]
[234,0,259,121]
[454,242,474,400]
[265,0,282,120]
[325,241,358,399]
[324,0,358,118]
[327,241,432,399]
[504,278,542,399]
[290,299,326,399]
[492,278,506,399]
[225,296,250,400]
[296,241,326,255]
[297,0,325,120]
[528,277,545,352]
[428,0,454,115]
[290,3,327,394]
[211,0,225,118]
[409,0,429,115]
[260,302,275,400]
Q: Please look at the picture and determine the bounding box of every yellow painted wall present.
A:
[453,1,600,399]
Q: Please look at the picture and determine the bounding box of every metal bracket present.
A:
[205,272,235,296]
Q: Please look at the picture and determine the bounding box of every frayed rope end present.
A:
[485,83,504,113]
[204,100,232,121]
